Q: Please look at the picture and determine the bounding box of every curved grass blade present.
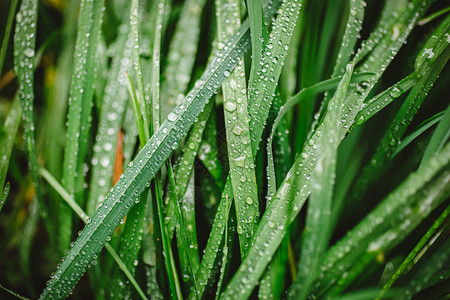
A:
[0,95,21,191]
[352,37,450,204]
[39,9,255,297]
[86,21,133,216]
[289,64,353,300]
[161,0,206,119]
[216,0,258,256]
[350,72,418,130]
[0,0,19,76]
[376,204,450,300]
[420,103,450,168]
[392,111,444,158]
[266,72,373,200]
[39,167,148,300]
[60,0,105,252]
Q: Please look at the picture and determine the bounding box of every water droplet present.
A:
[167,112,177,121]
[24,48,35,58]
[224,101,237,112]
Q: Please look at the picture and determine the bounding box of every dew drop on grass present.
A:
[167,112,177,121]
[24,48,35,57]
[224,101,237,112]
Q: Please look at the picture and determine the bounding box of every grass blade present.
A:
[0,182,10,213]
[392,111,444,157]
[247,0,303,153]
[161,0,206,119]
[39,167,148,300]
[289,64,353,299]
[420,103,450,168]
[60,0,105,252]
[0,95,21,191]
[376,204,450,299]
[216,0,259,256]
[0,0,19,77]
[351,72,418,130]
[86,20,133,216]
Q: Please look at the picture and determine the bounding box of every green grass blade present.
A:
[0,182,10,213]
[376,204,450,299]
[353,39,449,203]
[351,72,418,130]
[417,5,450,26]
[39,10,256,297]
[39,167,148,300]
[129,0,150,139]
[401,235,450,299]
[0,95,21,191]
[289,64,353,300]
[0,0,19,77]
[392,111,444,157]
[60,0,105,252]
[214,194,230,299]
[216,0,258,256]
[267,73,373,200]
[13,0,55,247]
[247,0,303,154]
[150,0,168,131]
[245,0,264,87]
[86,20,133,216]
[161,0,206,119]
[332,0,365,77]
[420,103,450,168]
[167,164,200,296]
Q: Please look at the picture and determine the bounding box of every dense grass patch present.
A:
[0,0,449,299]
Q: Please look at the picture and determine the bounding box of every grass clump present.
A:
[0,0,449,299]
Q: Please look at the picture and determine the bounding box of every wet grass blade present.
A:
[0,95,21,191]
[13,0,55,246]
[39,167,148,300]
[60,0,105,252]
[216,0,258,256]
[350,72,418,130]
[86,18,133,216]
[0,182,10,213]
[245,0,264,87]
[289,64,353,299]
[39,8,255,297]
[392,111,444,158]
[420,103,450,168]
[247,0,303,153]
[376,203,450,299]
[161,0,206,119]
[0,0,19,76]
[267,73,373,200]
